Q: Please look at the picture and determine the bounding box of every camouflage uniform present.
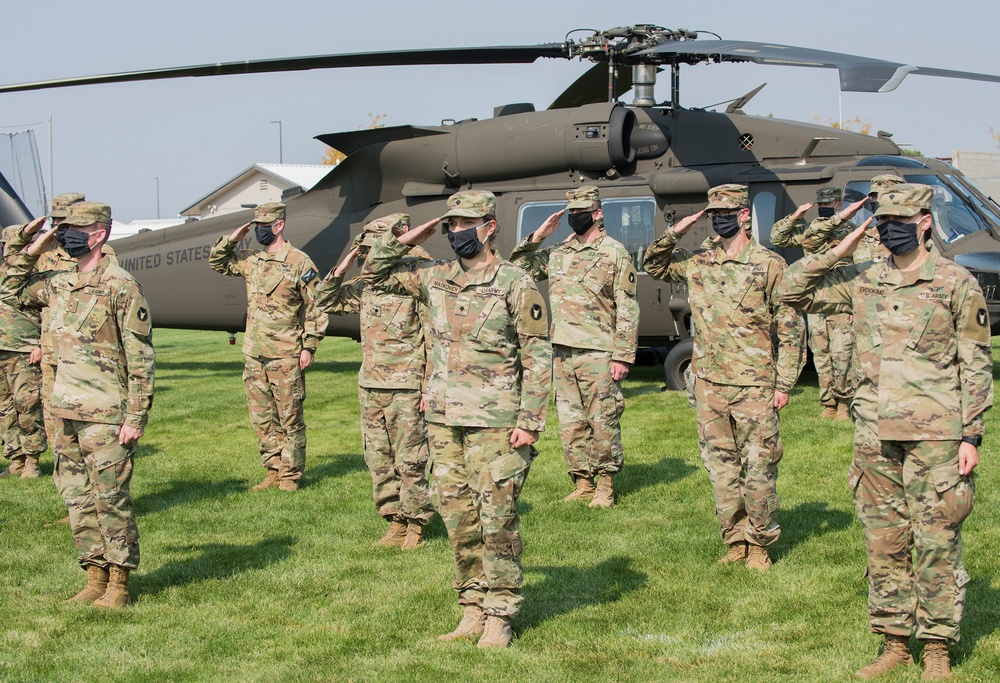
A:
[510,186,639,488]
[209,203,325,484]
[3,201,118,451]
[777,184,993,644]
[363,191,552,620]
[315,213,433,526]
[644,184,805,550]
[0,288,45,473]
[781,188,857,412]
[0,202,154,571]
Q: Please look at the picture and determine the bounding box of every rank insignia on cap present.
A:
[137,307,148,322]
[301,268,317,284]
[977,308,987,327]
[530,304,542,320]
[628,272,635,283]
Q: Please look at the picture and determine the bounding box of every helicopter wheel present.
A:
[662,338,693,391]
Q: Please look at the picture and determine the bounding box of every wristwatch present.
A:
[961,435,983,447]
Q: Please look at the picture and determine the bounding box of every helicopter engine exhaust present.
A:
[440,102,640,184]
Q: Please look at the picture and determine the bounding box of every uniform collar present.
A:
[881,245,939,287]
[712,238,755,265]
[259,241,292,262]
[565,222,607,252]
[69,256,111,291]
[443,251,502,288]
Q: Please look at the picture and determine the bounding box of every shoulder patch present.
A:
[124,293,153,337]
[619,260,638,297]
[961,290,991,345]
[301,267,317,284]
[520,286,548,337]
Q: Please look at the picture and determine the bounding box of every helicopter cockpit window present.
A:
[516,197,657,272]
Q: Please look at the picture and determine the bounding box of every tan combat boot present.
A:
[718,541,748,565]
[438,605,486,641]
[400,522,425,550]
[921,640,951,680]
[278,478,299,492]
[376,520,408,547]
[835,401,851,422]
[588,474,615,508]
[0,457,25,478]
[252,468,280,491]
[562,477,596,502]
[819,405,838,419]
[65,565,110,603]
[93,566,131,609]
[855,634,913,679]
[21,456,40,479]
[745,544,772,572]
[477,615,513,649]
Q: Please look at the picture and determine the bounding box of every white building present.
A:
[951,150,1000,201]
[179,163,332,220]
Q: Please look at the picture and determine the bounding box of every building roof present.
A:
[179,163,331,215]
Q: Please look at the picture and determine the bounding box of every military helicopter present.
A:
[3,25,1000,389]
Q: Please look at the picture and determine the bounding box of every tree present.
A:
[322,114,387,166]
[990,127,1000,151]
[812,116,872,135]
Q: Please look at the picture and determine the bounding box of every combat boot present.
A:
[718,541,748,565]
[477,615,513,649]
[376,520,408,547]
[65,565,109,604]
[921,640,951,680]
[745,544,772,572]
[278,478,299,492]
[93,566,131,609]
[588,474,615,508]
[855,634,913,679]
[438,605,486,641]
[0,457,25,478]
[562,477,595,502]
[252,468,280,491]
[400,522,425,550]
[21,456,40,479]
[819,405,838,419]
[835,401,851,422]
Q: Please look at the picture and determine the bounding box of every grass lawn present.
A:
[1,328,998,682]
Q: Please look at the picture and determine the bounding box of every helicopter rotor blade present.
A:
[548,63,635,110]
[637,39,1000,93]
[0,44,569,94]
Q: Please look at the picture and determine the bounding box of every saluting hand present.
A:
[672,210,706,236]
[532,210,565,243]
[831,219,870,260]
[398,217,441,246]
[840,198,869,221]
[227,222,252,245]
[333,246,360,278]
[792,203,814,220]
[25,226,58,257]
[23,216,47,235]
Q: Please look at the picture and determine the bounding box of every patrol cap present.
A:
[874,183,933,218]
[353,213,410,249]
[815,186,842,203]
[50,192,86,218]
[706,184,749,210]
[869,174,905,195]
[441,191,496,219]
[253,202,286,224]
[61,201,112,227]
[566,186,600,210]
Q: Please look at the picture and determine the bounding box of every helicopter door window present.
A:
[901,174,984,244]
[751,191,776,246]
[516,197,658,273]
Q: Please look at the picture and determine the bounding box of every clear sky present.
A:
[1,0,998,221]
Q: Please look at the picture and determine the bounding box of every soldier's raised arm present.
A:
[362,218,442,301]
[208,222,253,277]
[643,210,704,283]
[777,221,868,314]
[770,205,812,248]
[509,210,564,281]
[0,223,59,309]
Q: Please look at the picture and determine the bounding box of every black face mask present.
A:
[876,218,922,256]
[255,223,277,246]
[567,211,596,235]
[447,224,485,259]
[56,228,93,258]
[711,213,741,239]
[817,206,836,219]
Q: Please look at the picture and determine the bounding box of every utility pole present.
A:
[155,177,160,219]
[271,120,283,163]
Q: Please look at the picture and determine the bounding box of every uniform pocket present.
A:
[930,462,975,526]
[489,445,537,483]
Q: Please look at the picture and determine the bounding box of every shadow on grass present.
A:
[517,556,647,634]
[773,501,854,560]
[138,534,296,596]
[136,477,245,516]
[305,454,367,487]
[954,576,1000,664]
[617,457,698,501]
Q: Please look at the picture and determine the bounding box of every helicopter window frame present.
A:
[516,196,659,273]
